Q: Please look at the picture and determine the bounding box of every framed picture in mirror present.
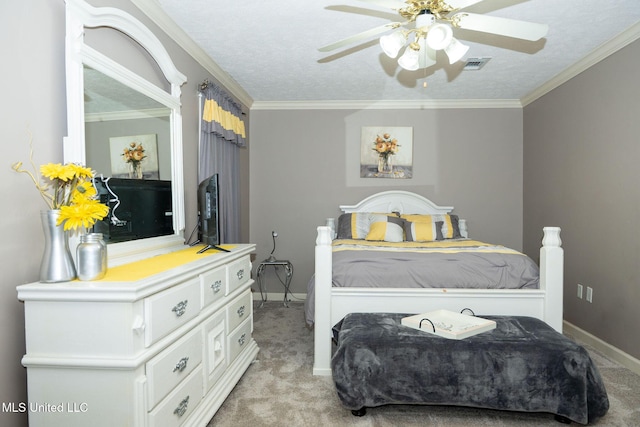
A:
[109,133,159,180]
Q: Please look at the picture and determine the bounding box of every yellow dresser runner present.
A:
[94,244,236,282]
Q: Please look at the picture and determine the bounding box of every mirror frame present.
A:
[64,0,187,265]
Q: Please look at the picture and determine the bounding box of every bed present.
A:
[309,191,563,376]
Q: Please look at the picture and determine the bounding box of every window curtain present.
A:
[198,82,246,243]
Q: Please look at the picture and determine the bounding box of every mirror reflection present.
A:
[83,65,174,243]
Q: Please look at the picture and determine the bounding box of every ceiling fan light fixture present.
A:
[418,42,437,69]
[397,45,420,71]
[444,37,469,64]
[415,11,435,29]
[426,24,453,51]
[380,31,407,58]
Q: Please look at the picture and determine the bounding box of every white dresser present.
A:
[17,244,258,427]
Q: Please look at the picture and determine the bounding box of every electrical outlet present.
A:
[586,286,593,303]
[577,284,583,299]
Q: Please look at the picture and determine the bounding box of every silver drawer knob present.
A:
[236,269,244,280]
[211,280,222,293]
[173,357,189,373]
[172,300,188,317]
[173,396,189,417]
[238,333,246,346]
[237,305,245,318]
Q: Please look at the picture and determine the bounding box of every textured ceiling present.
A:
[154,0,640,105]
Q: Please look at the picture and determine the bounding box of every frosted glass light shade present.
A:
[380,31,407,58]
[444,37,469,64]
[398,46,420,71]
[426,24,453,50]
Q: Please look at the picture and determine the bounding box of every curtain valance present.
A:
[200,83,246,147]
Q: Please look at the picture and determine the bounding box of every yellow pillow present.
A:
[403,221,442,242]
[365,220,404,242]
[336,212,400,240]
[401,214,434,223]
[400,214,459,239]
[336,213,371,239]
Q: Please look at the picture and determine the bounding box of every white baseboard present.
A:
[251,291,307,304]
[563,320,640,375]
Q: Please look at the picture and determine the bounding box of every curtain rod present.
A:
[199,79,211,91]
[199,79,247,116]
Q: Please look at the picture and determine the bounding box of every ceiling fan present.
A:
[319,0,549,71]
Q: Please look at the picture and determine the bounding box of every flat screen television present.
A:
[197,174,229,253]
[93,178,173,243]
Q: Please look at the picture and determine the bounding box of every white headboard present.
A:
[339,191,454,215]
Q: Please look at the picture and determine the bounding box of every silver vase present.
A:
[40,210,77,282]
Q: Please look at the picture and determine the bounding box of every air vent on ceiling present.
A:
[463,57,491,71]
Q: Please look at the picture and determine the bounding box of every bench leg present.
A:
[351,408,367,417]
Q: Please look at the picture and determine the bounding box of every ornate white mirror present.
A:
[64,0,186,265]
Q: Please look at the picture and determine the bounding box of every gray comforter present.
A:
[331,313,609,424]
[305,240,540,325]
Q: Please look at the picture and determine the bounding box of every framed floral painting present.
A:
[109,134,159,180]
[360,126,413,179]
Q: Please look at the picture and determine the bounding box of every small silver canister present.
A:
[77,233,107,281]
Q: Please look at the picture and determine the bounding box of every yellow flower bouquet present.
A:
[12,160,109,231]
[373,133,400,157]
[372,133,400,174]
[122,141,146,164]
[122,142,146,179]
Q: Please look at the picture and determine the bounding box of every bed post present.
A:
[313,226,333,376]
[540,227,564,333]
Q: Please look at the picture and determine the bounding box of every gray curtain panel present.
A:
[198,83,246,243]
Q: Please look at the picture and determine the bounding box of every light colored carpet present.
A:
[209,301,640,426]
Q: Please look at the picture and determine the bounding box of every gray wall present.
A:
[0,1,249,425]
[1,3,65,425]
[249,108,525,295]
[523,39,640,359]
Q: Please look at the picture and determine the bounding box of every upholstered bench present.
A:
[331,313,609,425]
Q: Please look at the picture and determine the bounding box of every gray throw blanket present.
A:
[331,314,609,425]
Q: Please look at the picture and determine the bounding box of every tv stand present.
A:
[198,244,231,254]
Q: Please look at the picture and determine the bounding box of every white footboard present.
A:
[312,226,564,376]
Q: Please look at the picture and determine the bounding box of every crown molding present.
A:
[521,21,640,107]
[129,0,254,108]
[250,99,523,110]
[85,107,170,122]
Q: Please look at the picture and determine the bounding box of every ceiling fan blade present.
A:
[453,12,549,41]
[318,22,401,52]
[354,0,405,10]
[446,0,485,10]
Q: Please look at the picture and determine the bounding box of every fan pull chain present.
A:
[423,53,428,88]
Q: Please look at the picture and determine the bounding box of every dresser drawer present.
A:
[227,290,252,332]
[228,316,252,364]
[227,255,251,294]
[200,266,226,309]
[148,365,203,427]
[145,278,201,346]
[146,328,202,410]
